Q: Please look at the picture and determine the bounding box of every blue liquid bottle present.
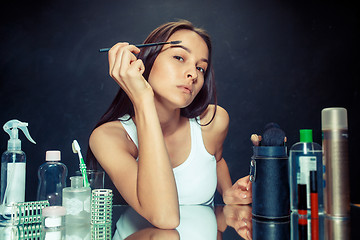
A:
[37,150,68,206]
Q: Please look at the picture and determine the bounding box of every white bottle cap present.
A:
[321,107,348,130]
[46,150,61,161]
[42,206,67,217]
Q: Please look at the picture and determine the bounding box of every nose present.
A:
[186,67,197,83]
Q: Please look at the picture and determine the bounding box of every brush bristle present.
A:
[72,140,80,153]
[170,41,182,44]
[72,143,77,153]
[261,122,286,146]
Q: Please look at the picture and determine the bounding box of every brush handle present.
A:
[99,41,180,52]
[80,163,90,188]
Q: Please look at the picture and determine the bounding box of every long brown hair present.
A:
[87,20,217,168]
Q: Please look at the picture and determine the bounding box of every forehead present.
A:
[166,29,209,59]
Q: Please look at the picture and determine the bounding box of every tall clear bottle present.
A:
[37,150,68,206]
[1,120,36,225]
[289,129,323,214]
[62,176,91,225]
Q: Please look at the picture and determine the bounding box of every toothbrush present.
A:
[72,140,90,188]
[99,40,182,52]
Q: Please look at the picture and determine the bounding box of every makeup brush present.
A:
[261,122,286,146]
[99,40,182,52]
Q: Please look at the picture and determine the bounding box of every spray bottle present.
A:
[322,107,350,218]
[0,119,36,224]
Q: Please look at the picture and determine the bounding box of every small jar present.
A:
[42,206,66,230]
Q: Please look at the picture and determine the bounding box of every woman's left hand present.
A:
[223,175,252,205]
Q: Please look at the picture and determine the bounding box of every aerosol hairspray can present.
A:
[321,107,350,217]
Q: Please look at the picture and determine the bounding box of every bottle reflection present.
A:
[290,212,351,240]
[297,214,308,240]
[324,216,350,240]
[65,222,91,239]
[252,216,290,240]
[0,225,19,240]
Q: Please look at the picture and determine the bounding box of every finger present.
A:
[247,229,252,240]
[250,134,260,146]
[246,177,252,191]
[236,176,251,190]
[129,59,145,75]
[117,48,139,77]
[235,226,251,240]
[110,47,141,89]
[109,44,140,78]
[108,42,129,75]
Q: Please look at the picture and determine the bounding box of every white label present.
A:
[45,216,62,228]
[63,198,83,215]
[6,163,26,203]
[299,156,317,209]
[44,230,62,240]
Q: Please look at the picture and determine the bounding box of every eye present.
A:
[197,66,205,74]
[173,56,184,62]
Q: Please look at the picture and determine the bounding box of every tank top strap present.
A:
[118,114,138,149]
[189,117,211,157]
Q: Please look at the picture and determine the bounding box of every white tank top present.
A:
[119,115,217,205]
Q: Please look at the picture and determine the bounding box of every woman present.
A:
[88,20,252,229]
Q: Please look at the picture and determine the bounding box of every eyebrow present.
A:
[170,45,208,63]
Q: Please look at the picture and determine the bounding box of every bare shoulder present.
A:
[200,104,229,133]
[90,121,126,146]
[200,105,229,157]
[89,121,137,162]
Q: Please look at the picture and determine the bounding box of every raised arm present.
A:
[89,43,179,229]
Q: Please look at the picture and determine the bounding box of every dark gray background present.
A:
[0,0,359,205]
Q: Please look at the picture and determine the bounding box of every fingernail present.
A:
[241,193,247,199]
[247,230,251,239]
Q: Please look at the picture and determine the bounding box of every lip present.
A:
[177,85,193,94]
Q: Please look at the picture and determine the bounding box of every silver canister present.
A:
[321,107,350,217]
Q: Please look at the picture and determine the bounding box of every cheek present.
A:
[194,78,205,95]
[148,58,174,84]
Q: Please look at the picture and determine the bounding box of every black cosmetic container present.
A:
[250,146,290,219]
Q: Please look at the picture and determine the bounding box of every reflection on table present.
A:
[0,204,358,239]
[113,205,218,240]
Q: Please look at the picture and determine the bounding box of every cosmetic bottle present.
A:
[37,151,68,206]
[0,120,36,225]
[42,206,66,230]
[62,176,91,225]
[289,129,323,214]
[322,107,350,217]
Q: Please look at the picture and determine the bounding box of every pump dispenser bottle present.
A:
[289,129,323,215]
[37,150,68,206]
[1,119,36,224]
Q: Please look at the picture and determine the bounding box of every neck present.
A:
[154,101,183,137]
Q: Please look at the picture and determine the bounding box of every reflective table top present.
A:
[0,204,359,239]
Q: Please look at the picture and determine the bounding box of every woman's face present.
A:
[148,29,209,109]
